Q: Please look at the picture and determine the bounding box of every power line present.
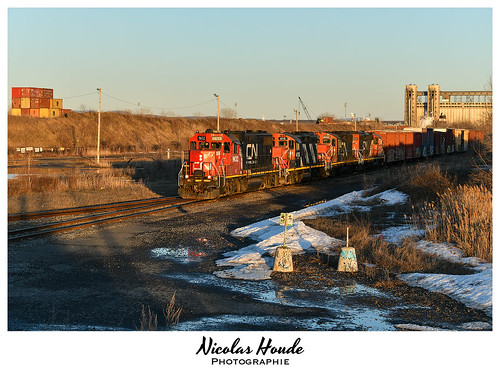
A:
[102,93,216,111]
[61,92,99,99]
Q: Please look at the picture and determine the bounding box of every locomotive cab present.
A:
[179,131,242,199]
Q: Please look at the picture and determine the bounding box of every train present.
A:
[178,127,484,199]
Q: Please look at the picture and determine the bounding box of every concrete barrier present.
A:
[337,227,358,272]
[273,247,294,272]
[337,247,358,272]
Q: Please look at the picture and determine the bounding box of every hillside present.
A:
[8,112,361,153]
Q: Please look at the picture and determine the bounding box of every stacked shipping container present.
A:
[11,87,71,118]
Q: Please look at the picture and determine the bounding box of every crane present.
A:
[298,97,316,123]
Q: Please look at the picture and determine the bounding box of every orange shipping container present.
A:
[39,98,51,108]
[21,98,31,108]
[12,97,21,109]
[50,99,63,108]
[12,108,22,116]
[30,98,41,108]
[30,108,40,117]
[49,109,61,117]
[21,108,30,116]
[40,108,50,118]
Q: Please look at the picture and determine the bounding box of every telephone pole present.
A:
[214,93,220,131]
[344,102,347,120]
[294,109,299,131]
[96,88,101,164]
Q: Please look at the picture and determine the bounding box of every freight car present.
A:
[179,129,384,199]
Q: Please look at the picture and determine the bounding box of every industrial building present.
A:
[404,84,492,127]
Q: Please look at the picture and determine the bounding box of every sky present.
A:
[6,6,494,121]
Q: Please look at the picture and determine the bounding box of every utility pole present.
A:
[294,109,299,131]
[214,94,220,131]
[344,102,347,120]
[96,88,101,164]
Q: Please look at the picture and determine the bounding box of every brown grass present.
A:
[138,292,182,331]
[303,215,449,275]
[8,112,328,153]
[415,185,492,261]
[8,170,141,196]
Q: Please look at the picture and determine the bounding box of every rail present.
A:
[8,197,205,241]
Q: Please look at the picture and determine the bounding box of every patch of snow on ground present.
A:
[218,189,406,280]
[398,268,492,315]
[398,240,492,315]
[395,323,444,331]
[379,225,425,244]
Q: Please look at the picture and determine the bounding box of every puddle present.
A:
[8,319,130,331]
[151,247,209,264]
[162,272,398,331]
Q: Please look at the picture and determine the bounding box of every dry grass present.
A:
[138,292,182,331]
[415,185,492,261]
[163,291,182,329]
[139,305,158,331]
[8,170,141,196]
[304,215,446,275]
[8,112,324,153]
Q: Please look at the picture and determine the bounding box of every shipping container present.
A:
[62,109,71,116]
[30,88,43,98]
[11,108,22,116]
[12,97,21,109]
[39,108,50,118]
[29,108,40,118]
[42,88,53,99]
[21,88,31,97]
[39,98,51,108]
[21,108,30,116]
[20,97,31,109]
[30,98,41,108]
[12,87,22,98]
[50,108,61,117]
[50,99,63,108]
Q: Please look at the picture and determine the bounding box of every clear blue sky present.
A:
[7,7,493,120]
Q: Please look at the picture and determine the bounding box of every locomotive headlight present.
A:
[185,174,189,179]
[207,175,212,179]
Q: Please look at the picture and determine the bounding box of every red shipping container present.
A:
[42,88,53,98]
[30,97,41,108]
[21,88,31,97]
[39,98,51,108]
[12,97,21,109]
[30,108,40,117]
[21,108,30,116]
[12,87,22,98]
[62,109,71,116]
[30,88,42,98]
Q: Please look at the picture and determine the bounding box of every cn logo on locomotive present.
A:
[246,143,259,164]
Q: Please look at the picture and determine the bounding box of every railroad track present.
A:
[8,196,204,241]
